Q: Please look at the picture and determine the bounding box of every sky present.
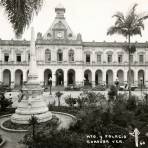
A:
[0,0,148,42]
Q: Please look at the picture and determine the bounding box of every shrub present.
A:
[126,95,138,111]
[23,128,88,148]
[0,93,12,111]
[92,84,106,91]
[85,91,98,104]
[65,95,76,107]
[113,93,127,114]
[108,85,117,101]
[112,111,135,127]
[49,106,79,116]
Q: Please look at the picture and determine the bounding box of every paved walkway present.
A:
[0,117,25,148]
[0,113,75,148]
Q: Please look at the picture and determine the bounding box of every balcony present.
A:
[0,61,29,66]
[39,60,148,66]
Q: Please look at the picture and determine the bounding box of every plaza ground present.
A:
[5,89,148,107]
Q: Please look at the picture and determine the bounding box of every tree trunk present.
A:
[32,124,35,148]
[128,34,132,99]
[58,97,60,106]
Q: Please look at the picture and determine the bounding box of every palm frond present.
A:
[107,3,148,38]
[107,26,128,37]
[0,0,43,38]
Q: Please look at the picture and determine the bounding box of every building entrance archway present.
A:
[3,69,11,86]
[127,70,134,84]
[67,69,75,85]
[138,70,144,86]
[117,70,124,85]
[95,70,102,85]
[84,69,92,86]
[44,69,52,86]
[15,69,23,86]
[106,70,113,86]
[56,69,64,86]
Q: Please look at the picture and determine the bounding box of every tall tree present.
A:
[0,0,43,38]
[107,4,148,99]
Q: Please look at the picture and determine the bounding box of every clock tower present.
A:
[43,4,77,41]
[55,3,65,19]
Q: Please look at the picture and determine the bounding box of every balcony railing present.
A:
[0,61,29,65]
[0,60,148,66]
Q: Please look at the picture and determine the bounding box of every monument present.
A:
[11,27,52,124]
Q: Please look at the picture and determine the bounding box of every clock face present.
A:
[56,31,64,39]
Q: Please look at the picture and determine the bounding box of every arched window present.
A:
[68,49,74,62]
[45,49,51,63]
[57,49,63,62]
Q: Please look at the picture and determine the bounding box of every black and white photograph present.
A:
[0,0,148,147]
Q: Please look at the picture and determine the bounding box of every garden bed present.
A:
[0,108,15,116]
[49,106,80,116]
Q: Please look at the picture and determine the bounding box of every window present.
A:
[57,49,63,62]
[69,50,74,62]
[86,54,90,63]
[4,53,9,62]
[139,55,144,63]
[16,53,21,62]
[118,55,123,63]
[130,55,133,63]
[97,54,101,63]
[107,55,112,63]
[45,49,51,62]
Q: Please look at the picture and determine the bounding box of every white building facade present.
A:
[0,5,148,88]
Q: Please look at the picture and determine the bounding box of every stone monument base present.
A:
[11,96,52,124]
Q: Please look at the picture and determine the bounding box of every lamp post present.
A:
[49,77,52,95]
[140,77,143,99]
[115,78,119,99]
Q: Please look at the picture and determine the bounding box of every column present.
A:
[146,49,148,63]
[102,69,106,85]
[76,69,83,86]
[52,69,56,87]
[64,70,67,86]
[124,69,128,84]
[113,70,117,82]
[11,70,15,88]
[134,69,138,86]
[23,70,27,83]
[145,69,148,87]
[0,69,3,85]
[92,70,95,87]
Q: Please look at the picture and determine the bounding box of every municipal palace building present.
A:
[0,4,148,88]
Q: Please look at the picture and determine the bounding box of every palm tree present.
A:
[0,0,43,38]
[107,4,148,99]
